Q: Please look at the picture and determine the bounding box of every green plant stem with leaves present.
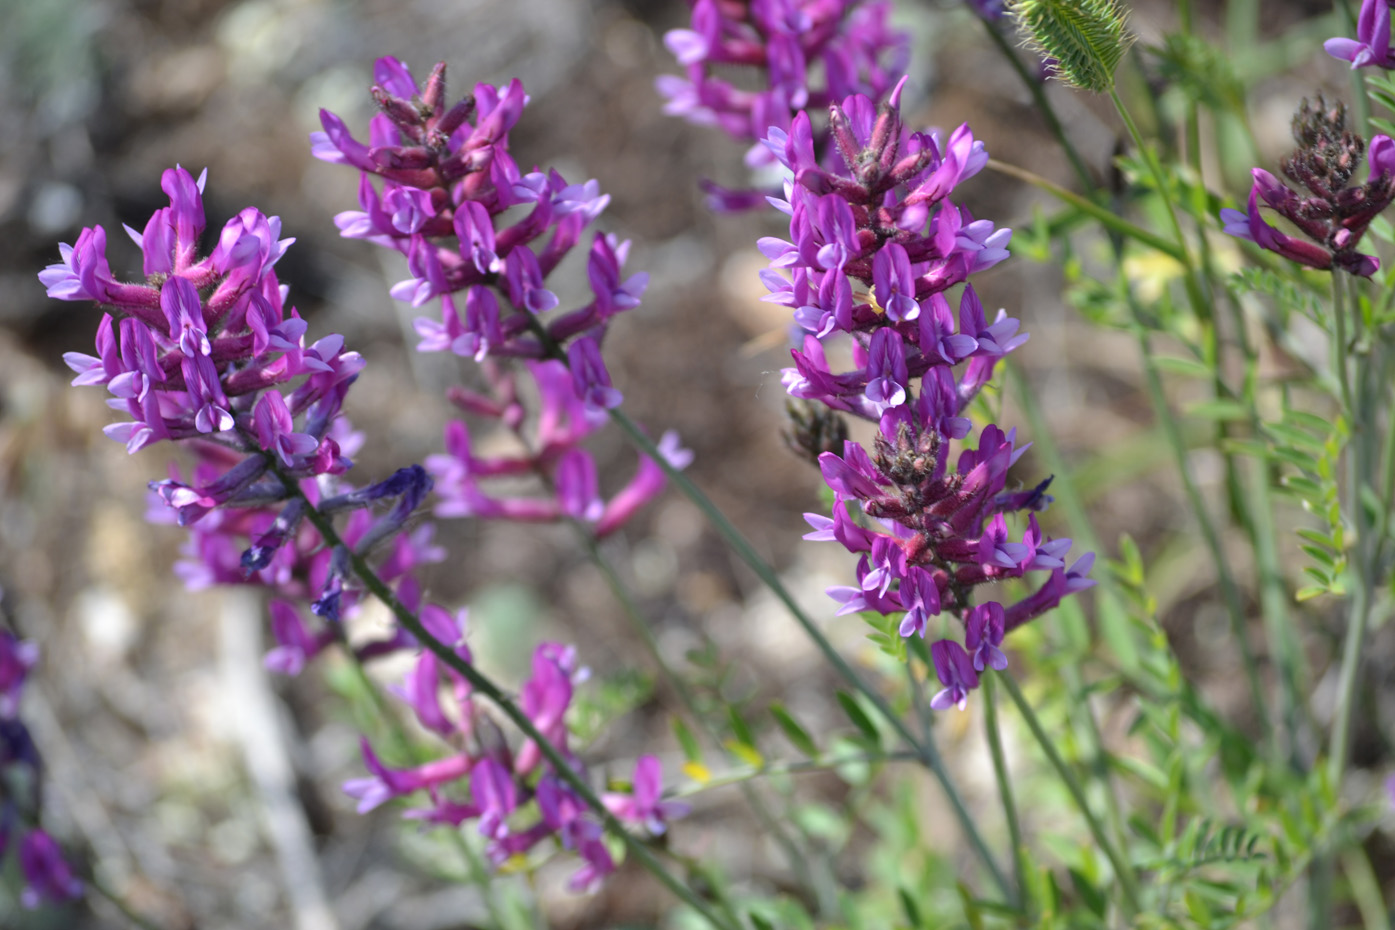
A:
[274,462,744,930]
[533,305,1017,903]
[606,406,1013,903]
[1000,672,1143,918]
[496,395,829,916]
[1327,271,1380,790]
[981,674,1031,918]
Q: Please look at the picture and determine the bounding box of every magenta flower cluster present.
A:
[40,53,693,895]
[1221,99,1395,277]
[348,620,686,892]
[763,82,1094,710]
[315,59,636,397]
[309,58,692,882]
[39,165,451,676]
[316,58,690,531]
[0,630,84,908]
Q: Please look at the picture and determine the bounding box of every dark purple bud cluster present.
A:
[763,84,1093,709]
[1221,98,1395,276]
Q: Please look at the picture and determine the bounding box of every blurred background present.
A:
[0,0,1386,927]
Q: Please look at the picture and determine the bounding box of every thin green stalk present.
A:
[999,673,1143,918]
[1177,0,1202,174]
[669,750,920,796]
[283,472,742,930]
[1107,87,1212,326]
[1371,350,1395,564]
[577,532,828,914]
[1132,325,1270,734]
[1333,273,1356,415]
[985,158,1185,262]
[1328,274,1377,788]
[979,20,1094,191]
[339,656,520,926]
[981,674,1030,917]
[1341,845,1392,930]
[500,410,823,911]
[607,408,1013,902]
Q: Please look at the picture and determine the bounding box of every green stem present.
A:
[982,674,1030,917]
[577,531,826,913]
[979,20,1094,191]
[1328,274,1376,789]
[985,158,1186,262]
[1108,87,1212,326]
[1132,326,1270,735]
[670,750,920,796]
[999,673,1143,918]
[501,408,821,912]
[283,471,742,930]
[1341,845,1392,930]
[340,657,516,923]
[607,409,1012,900]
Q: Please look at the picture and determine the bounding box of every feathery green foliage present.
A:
[1009,0,1132,93]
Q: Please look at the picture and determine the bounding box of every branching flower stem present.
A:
[517,313,1015,900]
[272,462,743,930]
[606,406,1013,902]
[497,412,827,914]
[981,674,1030,917]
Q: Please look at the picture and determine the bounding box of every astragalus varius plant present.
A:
[16,0,1395,925]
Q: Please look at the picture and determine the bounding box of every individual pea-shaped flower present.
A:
[929,639,979,711]
[603,756,691,836]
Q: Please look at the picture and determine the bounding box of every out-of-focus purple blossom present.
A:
[0,633,38,719]
[1221,98,1395,277]
[345,640,628,891]
[426,361,691,539]
[1325,0,1395,69]
[17,830,83,909]
[603,756,690,836]
[657,0,909,172]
